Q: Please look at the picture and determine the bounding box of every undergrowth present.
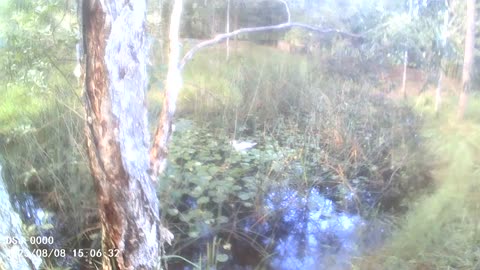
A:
[155,42,432,268]
[355,94,480,269]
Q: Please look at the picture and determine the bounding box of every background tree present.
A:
[457,0,476,119]
[435,0,453,114]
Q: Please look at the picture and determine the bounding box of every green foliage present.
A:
[179,42,314,124]
[158,119,293,231]
[0,0,77,85]
[158,119,309,266]
[182,0,220,38]
[0,84,51,134]
[356,95,480,269]
[180,0,286,40]
[0,0,78,136]
[291,0,462,72]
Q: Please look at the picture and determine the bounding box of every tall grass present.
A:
[174,42,313,129]
[356,93,480,269]
[0,80,96,239]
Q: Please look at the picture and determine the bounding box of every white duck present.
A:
[230,140,257,152]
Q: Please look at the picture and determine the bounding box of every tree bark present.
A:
[82,1,161,269]
[457,0,476,119]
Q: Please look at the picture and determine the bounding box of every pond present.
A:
[168,186,392,270]
[261,187,389,270]
[10,182,391,270]
[11,193,81,269]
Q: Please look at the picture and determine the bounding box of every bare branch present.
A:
[179,22,362,71]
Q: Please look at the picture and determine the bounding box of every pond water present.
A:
[258,187,389,270]
[12,194,50,229]
[12,188,391,270]
[11,193,81,269]
[168,186,392,270]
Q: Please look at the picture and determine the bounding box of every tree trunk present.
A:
[233,0,239,46]
[82,1,160,269]
[435,69,444,115]
[401,51,408,99]
[226,0,231,60]
[435,2,451,115]
[150,0,183,178]
[457,0,476,119]
[401,0,414,100]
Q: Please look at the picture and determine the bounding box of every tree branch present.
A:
[179,22,362,71]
